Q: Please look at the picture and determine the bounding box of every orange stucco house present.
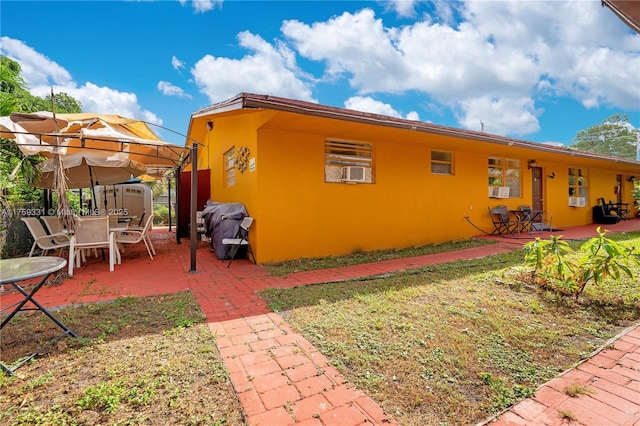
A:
[185,93,640,263]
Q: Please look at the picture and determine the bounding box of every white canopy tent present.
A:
[1,111,201,272]
[0,111,187,170]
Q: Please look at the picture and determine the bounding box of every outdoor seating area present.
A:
[593,197,624,224]
[488,205,552,237]
[20,214,158,276]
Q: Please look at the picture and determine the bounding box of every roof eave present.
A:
[196,93,640,168]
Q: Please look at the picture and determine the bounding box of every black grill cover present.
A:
[201,201,249,259]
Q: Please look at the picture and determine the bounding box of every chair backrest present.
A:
[74,216,109,244]
[240,216,254,232]
[518,205,533,220]
[491,205,510,222]
[22,217,48,240]
[142,213,155,234]
[137,211,146,227]
[108,215,119,229]
[41,216,64,235]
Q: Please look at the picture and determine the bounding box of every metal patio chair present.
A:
[221,216,256,267]
[488,205,520,237]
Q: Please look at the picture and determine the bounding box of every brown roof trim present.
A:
[192,92,640,167]
[602,0,640,34]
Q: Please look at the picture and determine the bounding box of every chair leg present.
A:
[143,240,154,260]
[246,244,256,264]
[145,236,156,255]
[226,245,240,268]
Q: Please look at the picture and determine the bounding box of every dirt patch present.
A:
[0,292,245,425]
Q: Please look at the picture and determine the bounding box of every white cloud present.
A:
[171,55,186,71]
[0,37,72,87]
[52,82,162,125]
[456,96,542,136]
[282,10,407,93]
[280,2,639,137]
[192,30,316,103]
[178,0,222,14]
[158,81,192,99]
[0,36,162,125]
[387,0,417,18]
[344,96,419,121]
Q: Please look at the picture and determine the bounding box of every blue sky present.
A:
[1,0,639,146]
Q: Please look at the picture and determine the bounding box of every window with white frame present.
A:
[431,150,453,175]
[488,157,521,198]
[325,140,373,183]
[224,147,235,187]
[568,167,588,206]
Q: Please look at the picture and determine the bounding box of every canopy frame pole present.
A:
[168,172,173,232]
[189,143,198,273]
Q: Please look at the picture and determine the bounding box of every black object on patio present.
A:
[201,201,249,260]
[592,198,621,224]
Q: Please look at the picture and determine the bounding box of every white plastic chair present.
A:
[115,214,156,260]
[21,217,70,257]
[221,216,256,267]
[68,216,118,276]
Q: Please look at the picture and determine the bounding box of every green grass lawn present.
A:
[260,232,640,425]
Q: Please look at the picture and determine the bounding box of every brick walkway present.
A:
[486,325,640,426]
[2,219,640,425]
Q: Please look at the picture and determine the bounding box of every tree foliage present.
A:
[570,113,639,159]
[1,57,83,186]
[1,56,84,254]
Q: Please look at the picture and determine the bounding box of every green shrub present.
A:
[524,227,640,298]
[152,205,169,225]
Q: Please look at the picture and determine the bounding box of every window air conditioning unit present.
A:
[488,186,510,198]
[568,196,586,207]
[341,166,366,182]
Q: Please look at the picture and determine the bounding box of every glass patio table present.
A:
[0,256,75,375]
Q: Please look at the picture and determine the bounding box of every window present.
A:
[488,157,521,198]
[325,140,373,183]
[568,167,587,206]
[431,151,453,175]
[224,147,235,187]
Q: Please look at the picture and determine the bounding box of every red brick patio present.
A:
[2,219,640,425]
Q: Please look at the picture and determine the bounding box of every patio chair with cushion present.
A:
[21,217,71,257]
[115,214,156,260]
[221,216,256,267]
[593,198,620,224]
[68,216,118,276]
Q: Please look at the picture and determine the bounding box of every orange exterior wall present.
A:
[193,110,640,263]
